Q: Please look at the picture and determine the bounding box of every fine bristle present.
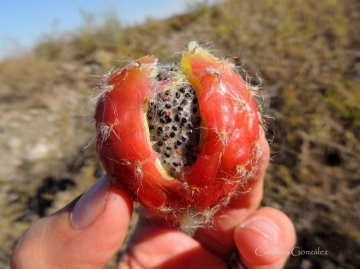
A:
[147,66,201,178]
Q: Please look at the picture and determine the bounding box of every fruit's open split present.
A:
[147,67,201,178]
[95,41,263,226]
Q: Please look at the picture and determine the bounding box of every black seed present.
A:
[185,92,191,97]
[179,88,185,93]
[156,72,168,81]
[165,152,171,158]
[174,144,179,149]
[165,103,171,109]
[173,162,179,167]
[176,140,182,145]
[157,141,163,146]
[175,114,180,121]
[181,118,187,123]
[172,125,178,131]
[158,110,164,116]
[188,129,193,134]
[155,148,161,153]
[170,132,175,138]
[163,136,167,141]
[178,106,183,111]
[166,145,172,150]
[192,155,197,162]
[172,100,178,106]
[193,98,198,103]
[160,118,165,123]
[188,123,193,129]
[165,91,170,96]
[149,125,154,130]
[165,116,172,123]
[176,92,180,98]
[181,100,188,105]
[190,89,195,94]
[181,135,187,142]
[192,107,198,113]
[157,127,162,132]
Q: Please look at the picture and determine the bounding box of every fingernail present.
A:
[70,176,110,229]
[240,217,280,247]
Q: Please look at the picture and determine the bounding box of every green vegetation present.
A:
[1,0,359,268]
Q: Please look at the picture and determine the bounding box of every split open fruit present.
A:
[95,42,263,225]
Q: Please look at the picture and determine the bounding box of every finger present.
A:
[194,131,270,260]
[118,214,227,269]
[234,207,296,269]
[11,176,133,269]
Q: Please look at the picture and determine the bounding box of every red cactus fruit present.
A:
[95,42,264,226]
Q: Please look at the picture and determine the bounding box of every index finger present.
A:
[194,131,270,260]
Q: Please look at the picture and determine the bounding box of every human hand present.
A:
[11,134,296,269]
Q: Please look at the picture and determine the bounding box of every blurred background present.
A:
[0,0,359,268]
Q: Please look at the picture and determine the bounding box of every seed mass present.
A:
[147,78,201,178]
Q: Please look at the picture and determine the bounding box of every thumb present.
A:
[11,176,133,269]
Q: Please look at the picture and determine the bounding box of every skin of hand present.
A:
[10,133,296,269]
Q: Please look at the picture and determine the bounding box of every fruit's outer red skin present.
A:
[95,56,188,213]
[96,44,261,220]
[181,47,260,211]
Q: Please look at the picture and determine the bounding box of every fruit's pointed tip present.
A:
[136,55,158,65]
[185,41,219,62]
[188,41,199,53]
